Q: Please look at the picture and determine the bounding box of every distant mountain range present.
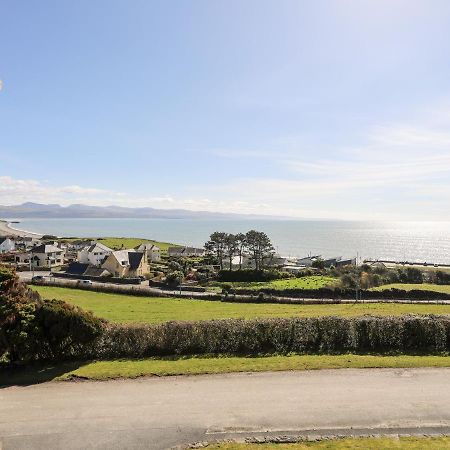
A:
[0,202,282,220]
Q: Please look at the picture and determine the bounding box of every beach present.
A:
[0,220,43,238]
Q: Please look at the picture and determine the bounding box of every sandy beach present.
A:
[0,220,43,238]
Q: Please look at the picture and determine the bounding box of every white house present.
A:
[168,246,205,258]
[15,244,65,269]
[135,243,161,262]
[0,237,15,253]
[77,242,113,266]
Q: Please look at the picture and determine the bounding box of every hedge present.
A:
[231,287,450,301]
[71,315,450,361]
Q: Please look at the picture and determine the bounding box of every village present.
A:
[0,230,358,290]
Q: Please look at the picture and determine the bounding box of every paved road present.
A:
[1,368,450,449]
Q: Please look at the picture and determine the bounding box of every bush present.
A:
[165,270,184,286]
[0,265,104,364]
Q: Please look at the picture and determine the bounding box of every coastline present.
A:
[0,220,43,238]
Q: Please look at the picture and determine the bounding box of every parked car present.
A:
[31,275,45,283]
[77,279,93,286]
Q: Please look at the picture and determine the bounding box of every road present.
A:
[1,368,450,449]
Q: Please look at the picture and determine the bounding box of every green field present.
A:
[33,286,450,324]
[62,236,176,252]
[372,283,450,294]
[210,276,338,290]
[3,354,450,385]
[209,436,450,450]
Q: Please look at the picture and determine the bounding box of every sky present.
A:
[2,0,450,220]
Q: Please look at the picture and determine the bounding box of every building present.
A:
[168,246,205,258]
[65,262,111,278]
[102,250,148,278]
[15,244,65,269]
[0,237,15,253]
[296,256,322,267]
[135,243,161,262]
[77,242,113,266]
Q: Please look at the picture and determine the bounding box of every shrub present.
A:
[0,265,104,364]
[165,270,184,286]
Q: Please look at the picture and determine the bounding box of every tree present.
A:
[312,258,325,270]
[245,230,274,271]
[223,233,239,271]
[234,233,247,270]
[204,232,228,270]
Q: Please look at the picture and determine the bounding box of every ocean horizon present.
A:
[6,218,450,265]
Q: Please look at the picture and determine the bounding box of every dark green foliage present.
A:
[165,270,184,286]
[88,315,450,359]
[230,286,450,301]
[0,265,104,364]
[41,235,58,241]
[429,270,450,285]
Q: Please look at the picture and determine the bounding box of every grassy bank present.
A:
[3,354,450,384]
[372,283,450,294]
[61,236,176,252]
[209,276,338,290]
[209,436,450,449]
[33,286,450,324]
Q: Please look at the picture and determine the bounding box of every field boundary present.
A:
[30,278,450,305]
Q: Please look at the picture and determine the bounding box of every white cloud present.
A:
[3,115,450,220]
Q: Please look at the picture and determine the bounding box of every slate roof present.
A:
[111,249,130,265]
[86,242,113,253]
[128,252,144,270]
[84,267,111,277]
[135,243,160,252]
[168,246,204,255]
[66,262,89,275]
[31,244,63,254]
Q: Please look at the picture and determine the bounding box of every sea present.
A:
[7,218,450,265]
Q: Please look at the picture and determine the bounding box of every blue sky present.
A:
[2,0,450,219]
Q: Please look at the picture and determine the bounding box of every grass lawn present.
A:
[61,236,176,252]
[3,354,450,385]
[208,436,450,449]
[33,286,450,324]
[372,283,450,294]
[209,276,338,290]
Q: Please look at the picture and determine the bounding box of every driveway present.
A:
[1,368,450,449]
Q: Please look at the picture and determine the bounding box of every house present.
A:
[135,243,161,262]
[13,236,41,251]
[15,244,65,268]
[78,242,113,266]
[102,250,148,278]
[168,246,205,258]
[65,262,111,278]
[334,257,357,268]
[69,239,95,251]
[65,262,90,276]
[0,237,15,253]
[296,255,322,267]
